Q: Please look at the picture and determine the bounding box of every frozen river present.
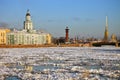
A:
[0,47,120,80]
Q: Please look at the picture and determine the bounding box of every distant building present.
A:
[103,16,109,42]
[7,10,51,45]
[111,34,117,42]
[0,29,10,45]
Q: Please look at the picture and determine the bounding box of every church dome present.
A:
[111,34,116,39]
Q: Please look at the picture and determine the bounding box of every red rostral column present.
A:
[65,27,69,42]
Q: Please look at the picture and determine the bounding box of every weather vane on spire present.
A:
[27,9,30,13]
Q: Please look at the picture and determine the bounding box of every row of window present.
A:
[0,39,5,43]
[0,33,5,36]
[25,23,32,29]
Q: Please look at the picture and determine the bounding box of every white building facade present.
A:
[7,31,51,45]
[7,10,51,45]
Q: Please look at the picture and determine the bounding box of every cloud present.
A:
[85,18,94,22]
[47,20,54,22]
[72,17,81,21]
[0,22,9,28]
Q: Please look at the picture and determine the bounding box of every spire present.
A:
[105,16,108,30]
[104,16,109,42]
[27,9,29,13]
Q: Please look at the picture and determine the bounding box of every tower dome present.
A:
[24,10,33,31]
[111,34,117,42]
[26,10,31,16]
[26,12,30,16]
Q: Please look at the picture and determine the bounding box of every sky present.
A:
[0,0,120,38]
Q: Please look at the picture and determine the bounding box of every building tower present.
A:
[24,10,33,32]
[65,27,69,42]
[104,16,109,42]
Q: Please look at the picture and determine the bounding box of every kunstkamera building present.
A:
[7,10,51,45]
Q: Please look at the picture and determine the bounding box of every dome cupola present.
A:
[26,9,30,16]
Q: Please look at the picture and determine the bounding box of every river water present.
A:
[0,47,119,80]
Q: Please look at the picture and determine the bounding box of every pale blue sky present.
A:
[0,0,120,38]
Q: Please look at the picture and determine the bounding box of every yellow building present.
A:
[46,34,52,44]
[0,29,10,45]
[111,34,117,42]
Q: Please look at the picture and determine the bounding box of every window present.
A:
[3,33,4,36]
[3,39,4,43]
